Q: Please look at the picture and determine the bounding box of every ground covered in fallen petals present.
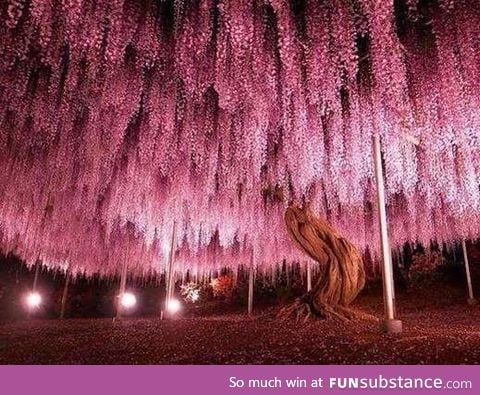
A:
[1,292,479,364]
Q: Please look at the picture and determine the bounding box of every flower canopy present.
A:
[0,0,479,275]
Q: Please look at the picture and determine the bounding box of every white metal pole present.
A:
[373,134,402,333]
[286,262,290,287]
[60,268,71,319]
[233,266,239,286]
[248,249,254,316]
[116,261,128,320]
[306,260,312,292]
[165,221,177,312]
[462,240,477,305]
[32,262,40,292]
[28,262,41,319]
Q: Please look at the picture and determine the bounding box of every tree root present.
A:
[277,297,377,323]
[278,299,313,323]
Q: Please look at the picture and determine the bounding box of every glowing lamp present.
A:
[26,292,42,309]
[166,298,181,313]
[120,292,137,308]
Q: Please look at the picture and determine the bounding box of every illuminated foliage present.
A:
[0,0,479,275]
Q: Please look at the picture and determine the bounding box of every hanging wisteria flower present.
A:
[0,0,479,276]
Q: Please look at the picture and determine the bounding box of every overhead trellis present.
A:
[0,0,479,275]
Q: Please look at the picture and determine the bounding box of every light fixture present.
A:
[26,292,42,309]
[166,298,181,313]
[120,292,137,308]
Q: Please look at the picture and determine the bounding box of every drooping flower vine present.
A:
[0,0,479,277]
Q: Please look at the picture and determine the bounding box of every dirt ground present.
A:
[0,290,479,364]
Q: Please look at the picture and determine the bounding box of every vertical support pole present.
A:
[390,252,397,317]
[248,249,254,316]
[116,261,128,320]
[306,260,312,292]
[271,265,276,287]
[28,262,41,319]
[286,262,290,287]
[165,221,177,313]
[462,240,477,305]
[32,262,40,292]
[373,133,402,334]
[233,266,238,286]
[60,268,71,319]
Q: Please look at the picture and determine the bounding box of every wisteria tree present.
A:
[280,205,365,320]
[0,0,479,284]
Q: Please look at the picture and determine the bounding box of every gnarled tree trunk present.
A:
[279,205,367,321]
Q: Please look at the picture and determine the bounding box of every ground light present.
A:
[25,292,42,309]
[120,292,137,309]
[166,298,181,314]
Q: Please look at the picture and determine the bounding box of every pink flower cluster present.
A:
[0,0,479,276]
